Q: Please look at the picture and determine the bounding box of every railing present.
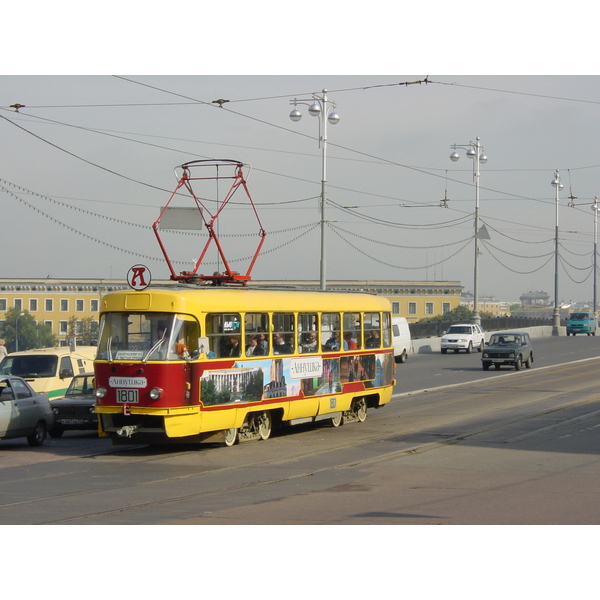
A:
[409,316,562,339]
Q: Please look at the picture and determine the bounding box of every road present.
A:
[1,335,600,527]
[4,335,599,597]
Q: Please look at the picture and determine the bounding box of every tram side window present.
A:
[244,313,269,356]
[343,312,361,350]
[207,313,242,358]
[272,313,295,355]
[382,312,392,347]
[321,312,341,352]
[364,312,381,348]
[298,312,318,353]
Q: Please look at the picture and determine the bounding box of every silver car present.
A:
[0,376,54,446]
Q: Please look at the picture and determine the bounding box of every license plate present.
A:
[59,419,86,424]
[116,389,140,403]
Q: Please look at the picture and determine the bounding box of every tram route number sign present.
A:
[116,389,140,403]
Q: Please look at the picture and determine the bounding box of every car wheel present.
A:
[482,362,491,371]
[48,427,64,438]
[478,340,484,352]
[525,355,532,368]
[514,356,522,371]
[441,348,447,354]
[466,342,473,354]
[27,421,47,447]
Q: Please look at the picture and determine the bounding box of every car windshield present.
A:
[447,326,471,334]
[569,313,590,321]
[66,375,94,396]
[0,355,57,378]
[490,335,521,346]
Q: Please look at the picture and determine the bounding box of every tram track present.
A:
[3,358,600,524]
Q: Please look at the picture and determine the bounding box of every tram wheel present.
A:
[223,428,239,447]
[330,412,344,427]
[256,411,272,440]
[353,397,368,423]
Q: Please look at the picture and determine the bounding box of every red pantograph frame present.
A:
[153,160,266,285]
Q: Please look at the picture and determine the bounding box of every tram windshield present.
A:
[97,312,201,361]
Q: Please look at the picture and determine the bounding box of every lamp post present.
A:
[290,90,340,291]
[551,170,564,335]
[450,137,488,326]
[593,196,599,316]
[15,311,25,352]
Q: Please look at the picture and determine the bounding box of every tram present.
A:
[94,286,396,445]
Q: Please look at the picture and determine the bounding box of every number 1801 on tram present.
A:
[94,286,396,446]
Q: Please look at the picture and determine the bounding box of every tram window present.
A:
[343,312,361,350]
[272,313,295,355]
[244,313,269,356]
[298,313,318,353]
[207,313,242,358]
[321,312,341,352]
[382,312,392,347]
[172,316,201,359]
[364,312,381,348]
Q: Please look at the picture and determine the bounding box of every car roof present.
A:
[492,332,528,337]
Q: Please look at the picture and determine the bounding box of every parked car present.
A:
[440,323,485,354]
[48,372,97,438]
[0,376,54,446]
[481,332,534,371]
[392,316,412,363]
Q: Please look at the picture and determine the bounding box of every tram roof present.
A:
[100,285,392,314]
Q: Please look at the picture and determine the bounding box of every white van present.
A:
[0,346,96,400]
[392,317,412,363]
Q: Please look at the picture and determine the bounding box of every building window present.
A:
[59,320,68,334]
[45,298,53,312]
[408,302,417,315]
[443,302,451,314]
[44,320,53,332]
[391,302,400,314]
[60,299,68,312]
[90,299,99,312]
[425,302,434,315]
[76,299,84,312]
[29,298,38,312]
[14,299,22,311]
[0,299,6,311]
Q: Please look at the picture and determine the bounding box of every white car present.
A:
[0,376,54,446]
[440,324,485,354]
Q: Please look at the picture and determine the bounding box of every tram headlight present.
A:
[149,387,163,400]
[95,387,107,399]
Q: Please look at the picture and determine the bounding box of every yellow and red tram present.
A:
[94,286,395,446]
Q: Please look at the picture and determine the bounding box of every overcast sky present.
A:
[2,5,599,306]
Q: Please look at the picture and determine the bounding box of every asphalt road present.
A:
[4,334,599,598]
[1,334,600,527]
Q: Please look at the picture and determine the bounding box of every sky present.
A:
[1,6,599,311]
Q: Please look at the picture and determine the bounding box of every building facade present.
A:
[0,278,464,346]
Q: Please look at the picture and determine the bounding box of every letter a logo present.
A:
[127,264,152,290]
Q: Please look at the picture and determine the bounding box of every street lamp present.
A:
[15,311,25,352]
[290,89,340,291]
[592,197,599,316]
[450,137,488,326]
[551,170,564,335]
